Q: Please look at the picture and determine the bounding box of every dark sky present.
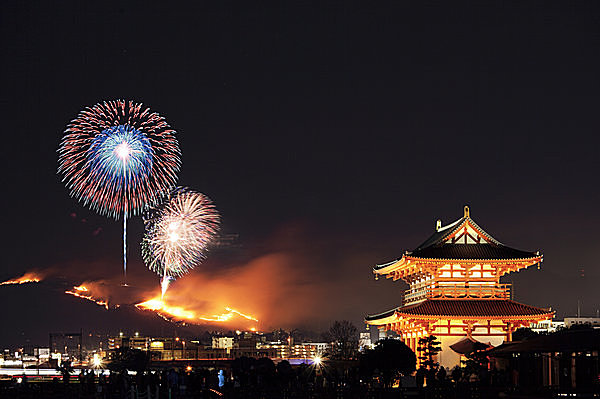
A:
[1,2,599,345]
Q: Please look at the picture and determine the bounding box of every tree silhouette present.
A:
[255,357,276,386]
[461,349,489,376]
[512,327,539,340]
[322,320,359,360]
[360,338,416,387]
[417,335,441,370]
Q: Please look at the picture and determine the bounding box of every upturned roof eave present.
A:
[365,300,555,324]
[373,256,407,274]
[403,254,543,264]
[365,311,554,325]
[392,311,554,321]
[364,307,398,322]
[373,253,543,275]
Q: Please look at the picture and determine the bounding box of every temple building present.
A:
[366,206,554,368]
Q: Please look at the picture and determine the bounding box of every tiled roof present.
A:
[400,299,551,317]
[414,215,502,251]
[374,210,541,267]
[365,308,397,321]
[449,337,492,354]
[366,299,552,321]
[488,329,600,355]
[408,244,538,260]
[414,217,464,250]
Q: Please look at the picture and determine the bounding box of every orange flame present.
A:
[136,296,259,325]
[0,272,42,285]
[225,307,259,322]
[65,285,109,310]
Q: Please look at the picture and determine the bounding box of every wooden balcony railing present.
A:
[402,284,512,304]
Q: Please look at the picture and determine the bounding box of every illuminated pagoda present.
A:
[366,206,554,368]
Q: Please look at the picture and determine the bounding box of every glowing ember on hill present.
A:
[224,307,259,322]
[65,285,109,309]
[0,273,42,285]
[135,297,259,326]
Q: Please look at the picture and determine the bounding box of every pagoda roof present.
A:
[413,213,500,251]
[374,206,542,274]
[365,299,554,324]
[408,244,538,260]
[449,336,493,355]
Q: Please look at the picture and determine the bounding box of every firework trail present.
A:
[161,276,174,298]
[142,188,219,293]
[58,100,181,279]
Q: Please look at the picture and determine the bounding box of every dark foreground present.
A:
[1,378,598,399]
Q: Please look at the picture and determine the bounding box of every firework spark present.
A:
[58,100,181,277]
[65,285,109,309]
[0,272,42,285]
[58,100,181,218]
[142,189,219,280]
[135,297,258,326]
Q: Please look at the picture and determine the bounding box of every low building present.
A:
[212,337,234,350]
[488,329,600,393]
[106,333,324,362]
[258,341,328,359]
[231,347,277,359]
[108,333,150,350]
[564,317,600,328]
[530,320,565,334]
[359,332,373,351]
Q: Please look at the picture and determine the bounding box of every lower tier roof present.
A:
[366,299,553,323]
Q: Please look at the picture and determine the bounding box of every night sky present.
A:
[1,2,599,346]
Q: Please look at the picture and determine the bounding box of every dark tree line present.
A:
[359,339,416,387]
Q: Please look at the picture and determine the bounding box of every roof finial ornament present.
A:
[435,219,442,232]
[464,205,470,218]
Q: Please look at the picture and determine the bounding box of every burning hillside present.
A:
[135,297,259,328]
[0,272,43,285]
[65,285,110,310]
